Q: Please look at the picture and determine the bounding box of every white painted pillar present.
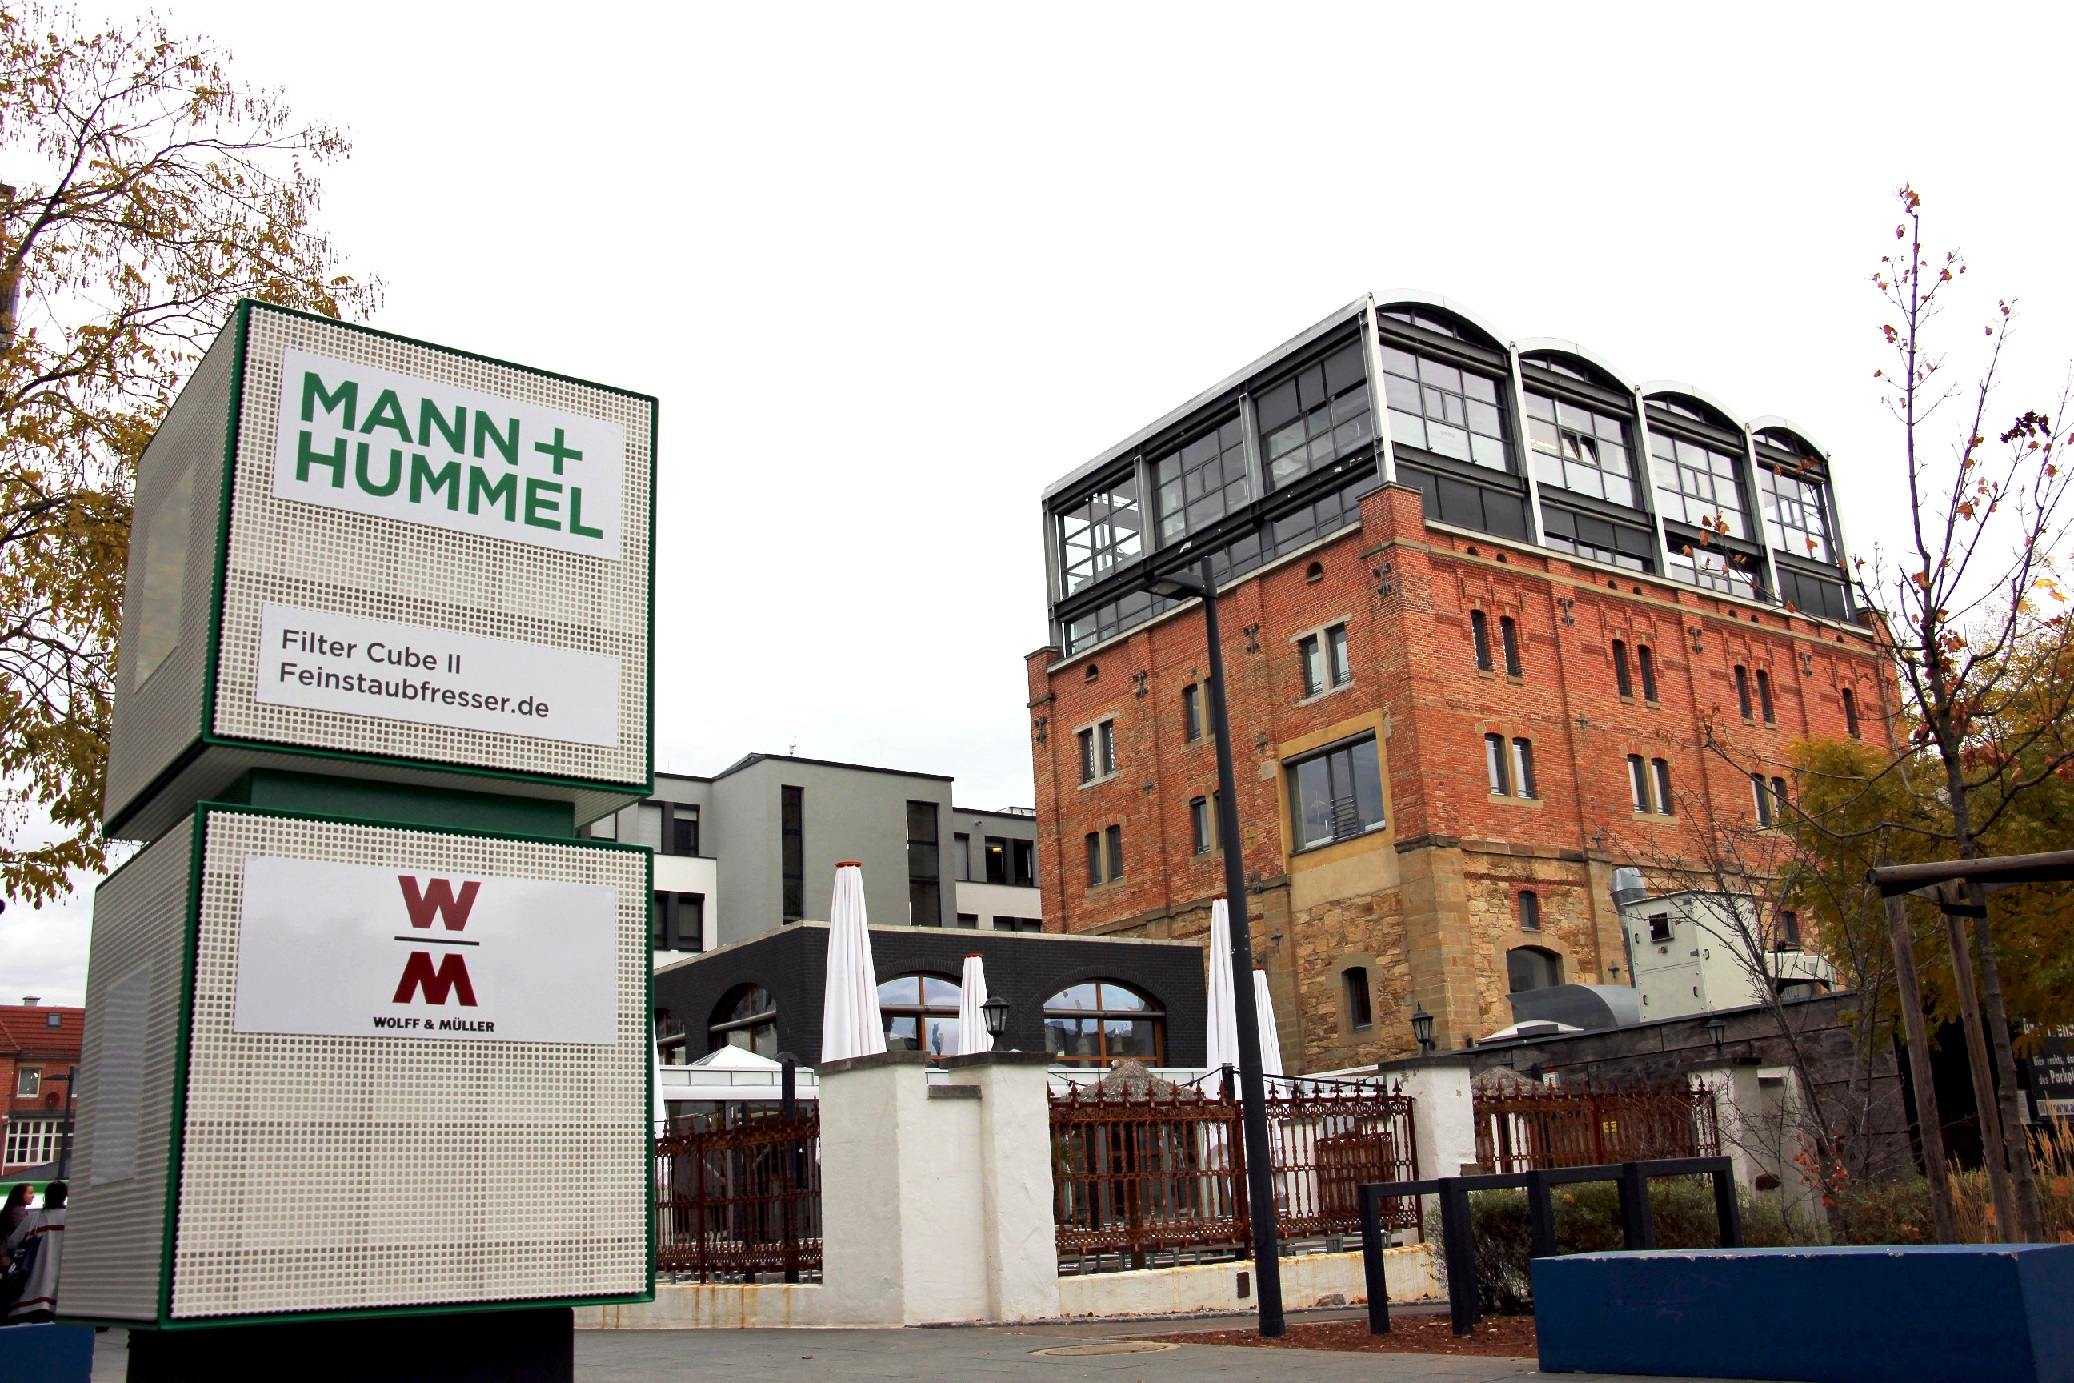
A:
[1390,1058,1479,1179]
[946,1051,1062,1321]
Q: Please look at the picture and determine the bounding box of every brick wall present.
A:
[1027,484,1895,1072]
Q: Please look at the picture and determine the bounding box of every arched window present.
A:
[877,974,962,1057]
[709,984,778,1057]
[1506,946,1563,994]
[1043,981,1165,1066]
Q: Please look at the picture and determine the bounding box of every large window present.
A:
[1507,946,1563,993]
[1044,981,1165,1066]
[1058,478,1144,596]
[709,985,778,1057]
[908,801,941,926]
[1758,466,1834,563]
[1539,503,1654,573]
[1526,392,1636,505]
[1651,433,1748,537]
[780,785,804,923]
[879,974,962,1058]
[983,836,1035,888]
[651,891,704,953]
[1153,417,1250,545]
[1290,734,1386,850]
[3,1117,61,1169]
[1666,539,1760,598]
[1257,341,1373,488]
[1380,345,1511,471]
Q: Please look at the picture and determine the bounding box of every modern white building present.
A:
[1619,887,1836,1021]
[580,753,1042,967]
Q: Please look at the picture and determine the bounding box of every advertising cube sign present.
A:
[60,805,652,1325]
[102,302,656,839]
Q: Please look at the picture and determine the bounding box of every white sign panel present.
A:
[272,348,624,558]
[233,855,617,1044]
[254,603,620,747]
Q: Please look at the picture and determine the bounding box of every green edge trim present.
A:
[154,801,653,1326]
[196,301,250,760]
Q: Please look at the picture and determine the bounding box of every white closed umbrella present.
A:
[1253,969,1285,1078]
[1205,897,1240,1072]
[819,861,887,1062]
[954,952,993,1055]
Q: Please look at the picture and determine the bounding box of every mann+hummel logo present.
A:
[393,875,480,1007]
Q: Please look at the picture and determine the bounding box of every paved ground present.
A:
[83,1314,1768,1382]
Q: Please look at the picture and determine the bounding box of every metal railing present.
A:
[1474,1080,1720,1173]
[1357,1156,1741,1337]
[1049,1072,1418,1271]
[655,1108,821,1282]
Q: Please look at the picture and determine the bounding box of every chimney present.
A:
[21,996,39,1006]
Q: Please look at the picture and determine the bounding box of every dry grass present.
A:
[1945,1116,2074,1243]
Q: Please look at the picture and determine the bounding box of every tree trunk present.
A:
[1884,893,1958,1243]
[1969,881,2048,1242]
[1940,888,2016,1241]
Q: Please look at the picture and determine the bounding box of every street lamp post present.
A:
[1150,555,1285,1338]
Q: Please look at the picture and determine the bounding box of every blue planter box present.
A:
[1534,1244,2074,1383]
[0,1323,94,1382]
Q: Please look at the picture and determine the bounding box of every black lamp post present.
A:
[1411,1003,1436,1056]
[1147,556,1285,1339]
[981,992,1010,1049]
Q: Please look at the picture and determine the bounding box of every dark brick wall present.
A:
[653,924,1207,1067]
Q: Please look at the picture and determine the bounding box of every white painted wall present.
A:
[954,880,1042,927]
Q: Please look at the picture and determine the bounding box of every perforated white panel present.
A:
[211,306,651,790]
[170,809,648,1319]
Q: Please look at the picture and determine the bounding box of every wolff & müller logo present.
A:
[388,875,490,1029]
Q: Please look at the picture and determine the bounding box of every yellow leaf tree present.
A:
[1,5,379,903]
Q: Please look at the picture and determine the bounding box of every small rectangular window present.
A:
[1500,616,1523,677]
[1084,831,1102,886]
[1471,610,1493,671]
[1652,758,1675,815]
[1512,738,1537,798]
[1078,727,1096,783]
[1190,796,1211,855]
[954,832,972,882]
[1105,824,1124,880]
[1300,633,1324,696]
[1344,968,1373,1029]
[1629,754,1650,812]
[1486,732,1510,795]
[1753,773,1774,827]
[668,805,700,857]
[1648,912,1673,944]
[675,893,704,952]
[1735,665,1753,719]
[1756,669,1775,723]
[1326,623,1351,686]
[1779,909,1801,947]
[956,912,980,929]
[781,785,804,923]
[1183,683,1202,743]
[17,1067,39,1098]
[1613,639,1633,697]
[1842,687,1861,738]
[1638,644,1659,701]
[1011,838,1036,888]
[1098,720,1118,775]
[983,835,1008,884]
[1518,890,1541,931]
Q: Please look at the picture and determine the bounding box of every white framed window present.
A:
[1629,754,1652,813]
[1298,621,1353,698]
[3,1117,61,1168]
[1512,738,1537,799]
[1077,719,1118,782]
[1486,733,1510,795]
[15,1067,39,1098]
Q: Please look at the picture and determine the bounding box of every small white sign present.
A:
[234,855,618,1044]
[272,348,624,559]
[255,603,620,747]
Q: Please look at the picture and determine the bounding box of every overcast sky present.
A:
[8,2,2073,1005]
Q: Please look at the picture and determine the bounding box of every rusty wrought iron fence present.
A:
[1049,1074,1419,1270]
[655,1108,821,1281]
[1473,1080,1720,1174]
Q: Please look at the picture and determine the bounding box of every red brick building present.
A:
[2,998,85,1171]
[1026,296,1894,1070]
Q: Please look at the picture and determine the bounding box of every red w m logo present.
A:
[399,875,479,931]
[392,951,478,1006]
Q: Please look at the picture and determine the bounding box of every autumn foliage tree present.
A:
[1,5,377,903]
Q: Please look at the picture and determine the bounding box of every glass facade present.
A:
[1380,344,1511,471]
[1666,539,1760,597]
[1651,432,1748,537]
[1758,466,1834,562]
[1058,480,1143,596]
[1257,341,1372,488]
[1153,417,1249,545]
[1526,391,1635,505]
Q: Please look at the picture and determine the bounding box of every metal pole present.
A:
[1198,555,1285,1338]
[1526,1169,1556,1262]
[56,1065,77,1180]
[1711,1164,1742,1248]
[1438,1177,1479,1336]
[1618,1162,1655,1251]
[1358,1184,1391,1335]
[780,1056,799,1284]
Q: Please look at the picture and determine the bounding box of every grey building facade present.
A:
[582,753,1041,965]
